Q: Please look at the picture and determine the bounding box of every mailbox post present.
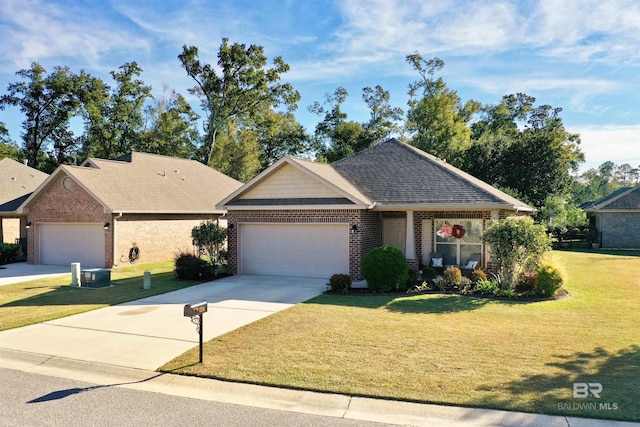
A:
[184,301,207,363]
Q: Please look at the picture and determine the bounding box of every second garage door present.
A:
[239,223,349,278]
[38,223,105,267]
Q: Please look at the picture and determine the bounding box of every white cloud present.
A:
[569,124,640,172]
[0,0,148,72]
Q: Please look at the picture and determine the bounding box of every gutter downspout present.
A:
[112,212,123,267]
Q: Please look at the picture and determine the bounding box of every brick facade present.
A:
[25,172,218,267]
[226,209,381,280]
[225,208,519,279]
[26,174,110,265]
[114,214,218,267]
[598,212,640,249]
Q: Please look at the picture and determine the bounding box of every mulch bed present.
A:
[323,287,569,301]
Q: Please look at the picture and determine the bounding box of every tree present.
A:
[0,62,84,170]
[483,216,551,289]
[248,110,308,172]
[498,106,583,207]
[362,85,404,143]
[179,39,300,166]
[139,87,200,158]
[191,221,227,267]
[208,121,261,182]
[462,94,583,208]
[80,62,151,159]
[405,53,480,166]
[309,85,401,163]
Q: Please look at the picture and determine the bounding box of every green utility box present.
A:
[81,268,111,288]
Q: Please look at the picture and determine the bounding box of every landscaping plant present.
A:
[483,216,551,288]
[191,220,227,268]
[362,246,409,293]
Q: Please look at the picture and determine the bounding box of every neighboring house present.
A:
[19,152,242,268]
[582,185,640,249]
[0,158,49,246]
[217,138,533,279]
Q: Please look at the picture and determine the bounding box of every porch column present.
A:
[405,211,415,259]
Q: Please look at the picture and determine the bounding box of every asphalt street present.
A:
[0,368,394,427]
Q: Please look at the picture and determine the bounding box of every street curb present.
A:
[1,348,635,427]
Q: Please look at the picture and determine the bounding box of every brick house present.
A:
[583,185,640,249]
[0,158,48,247]
[217,138,533,280]
[19,152,242,268]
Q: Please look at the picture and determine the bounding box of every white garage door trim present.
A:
[239,223,349,278]
[38,223,105,267]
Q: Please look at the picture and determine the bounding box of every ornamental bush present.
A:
[362,246,409,293]
[329,273,351,292]
[444,266,462,287]
[483,216,551,289]
[535,263,564,296]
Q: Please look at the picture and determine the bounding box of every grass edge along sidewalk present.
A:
[161,250,640,423]
[0,261,205,331]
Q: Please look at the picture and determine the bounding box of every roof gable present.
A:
[332,139,532,211]
[0,158,49,213]
[218,156,372,209]
[20,153,242,214]
[585,186,640,212]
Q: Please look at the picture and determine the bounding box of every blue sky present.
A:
[1,0,639,173]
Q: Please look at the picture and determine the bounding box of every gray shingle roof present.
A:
[0,158,49,213]
[585,186,640,211]
[332,139,532,210]
[22,152,242,214]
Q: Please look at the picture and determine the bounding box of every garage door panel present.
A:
[39,223,105,267]
[240,224,348,278]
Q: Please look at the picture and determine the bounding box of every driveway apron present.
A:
[0,275,326,370]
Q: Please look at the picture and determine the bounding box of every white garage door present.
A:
[240,223,349,278]
[38,223,105,267]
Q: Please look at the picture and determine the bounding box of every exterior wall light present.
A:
[104,222,110,230]
[26,221,32,229]
[350,224,358,233]
[228,223,235,231]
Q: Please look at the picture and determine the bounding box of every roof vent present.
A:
[11,177,16,181]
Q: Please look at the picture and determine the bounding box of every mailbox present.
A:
[184,301,207,317]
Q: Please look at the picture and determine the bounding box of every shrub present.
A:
[468,269,487,284]
[475,280,498,295]
[483,216,551,288]
[515,271,537,293]
[535,263,564,296]
[191,221,227,267]
[444,266,462,287]
[362,246,409,293]
[174,251,213,280]
[329,274,351,292]
[0,243,21,264]
[421,267,438,281]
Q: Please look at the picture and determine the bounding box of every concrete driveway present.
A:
[0,262,70,286]
[0,275,326,370]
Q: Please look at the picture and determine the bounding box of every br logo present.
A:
[573,383,602,398]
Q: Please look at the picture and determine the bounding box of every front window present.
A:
[435,219,482,265]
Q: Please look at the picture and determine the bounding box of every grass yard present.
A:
[0,261,202,331]
[161,250,640,422]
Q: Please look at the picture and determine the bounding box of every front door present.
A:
[383,218,406,255]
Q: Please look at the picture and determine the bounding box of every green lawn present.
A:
[0,261,202,331]
[161,250,640,422]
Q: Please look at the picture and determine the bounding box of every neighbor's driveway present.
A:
[0,275,326,370]
[0,262,70,286]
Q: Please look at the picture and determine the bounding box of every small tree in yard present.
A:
[483,216,551,289]
[191,221,227,268]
